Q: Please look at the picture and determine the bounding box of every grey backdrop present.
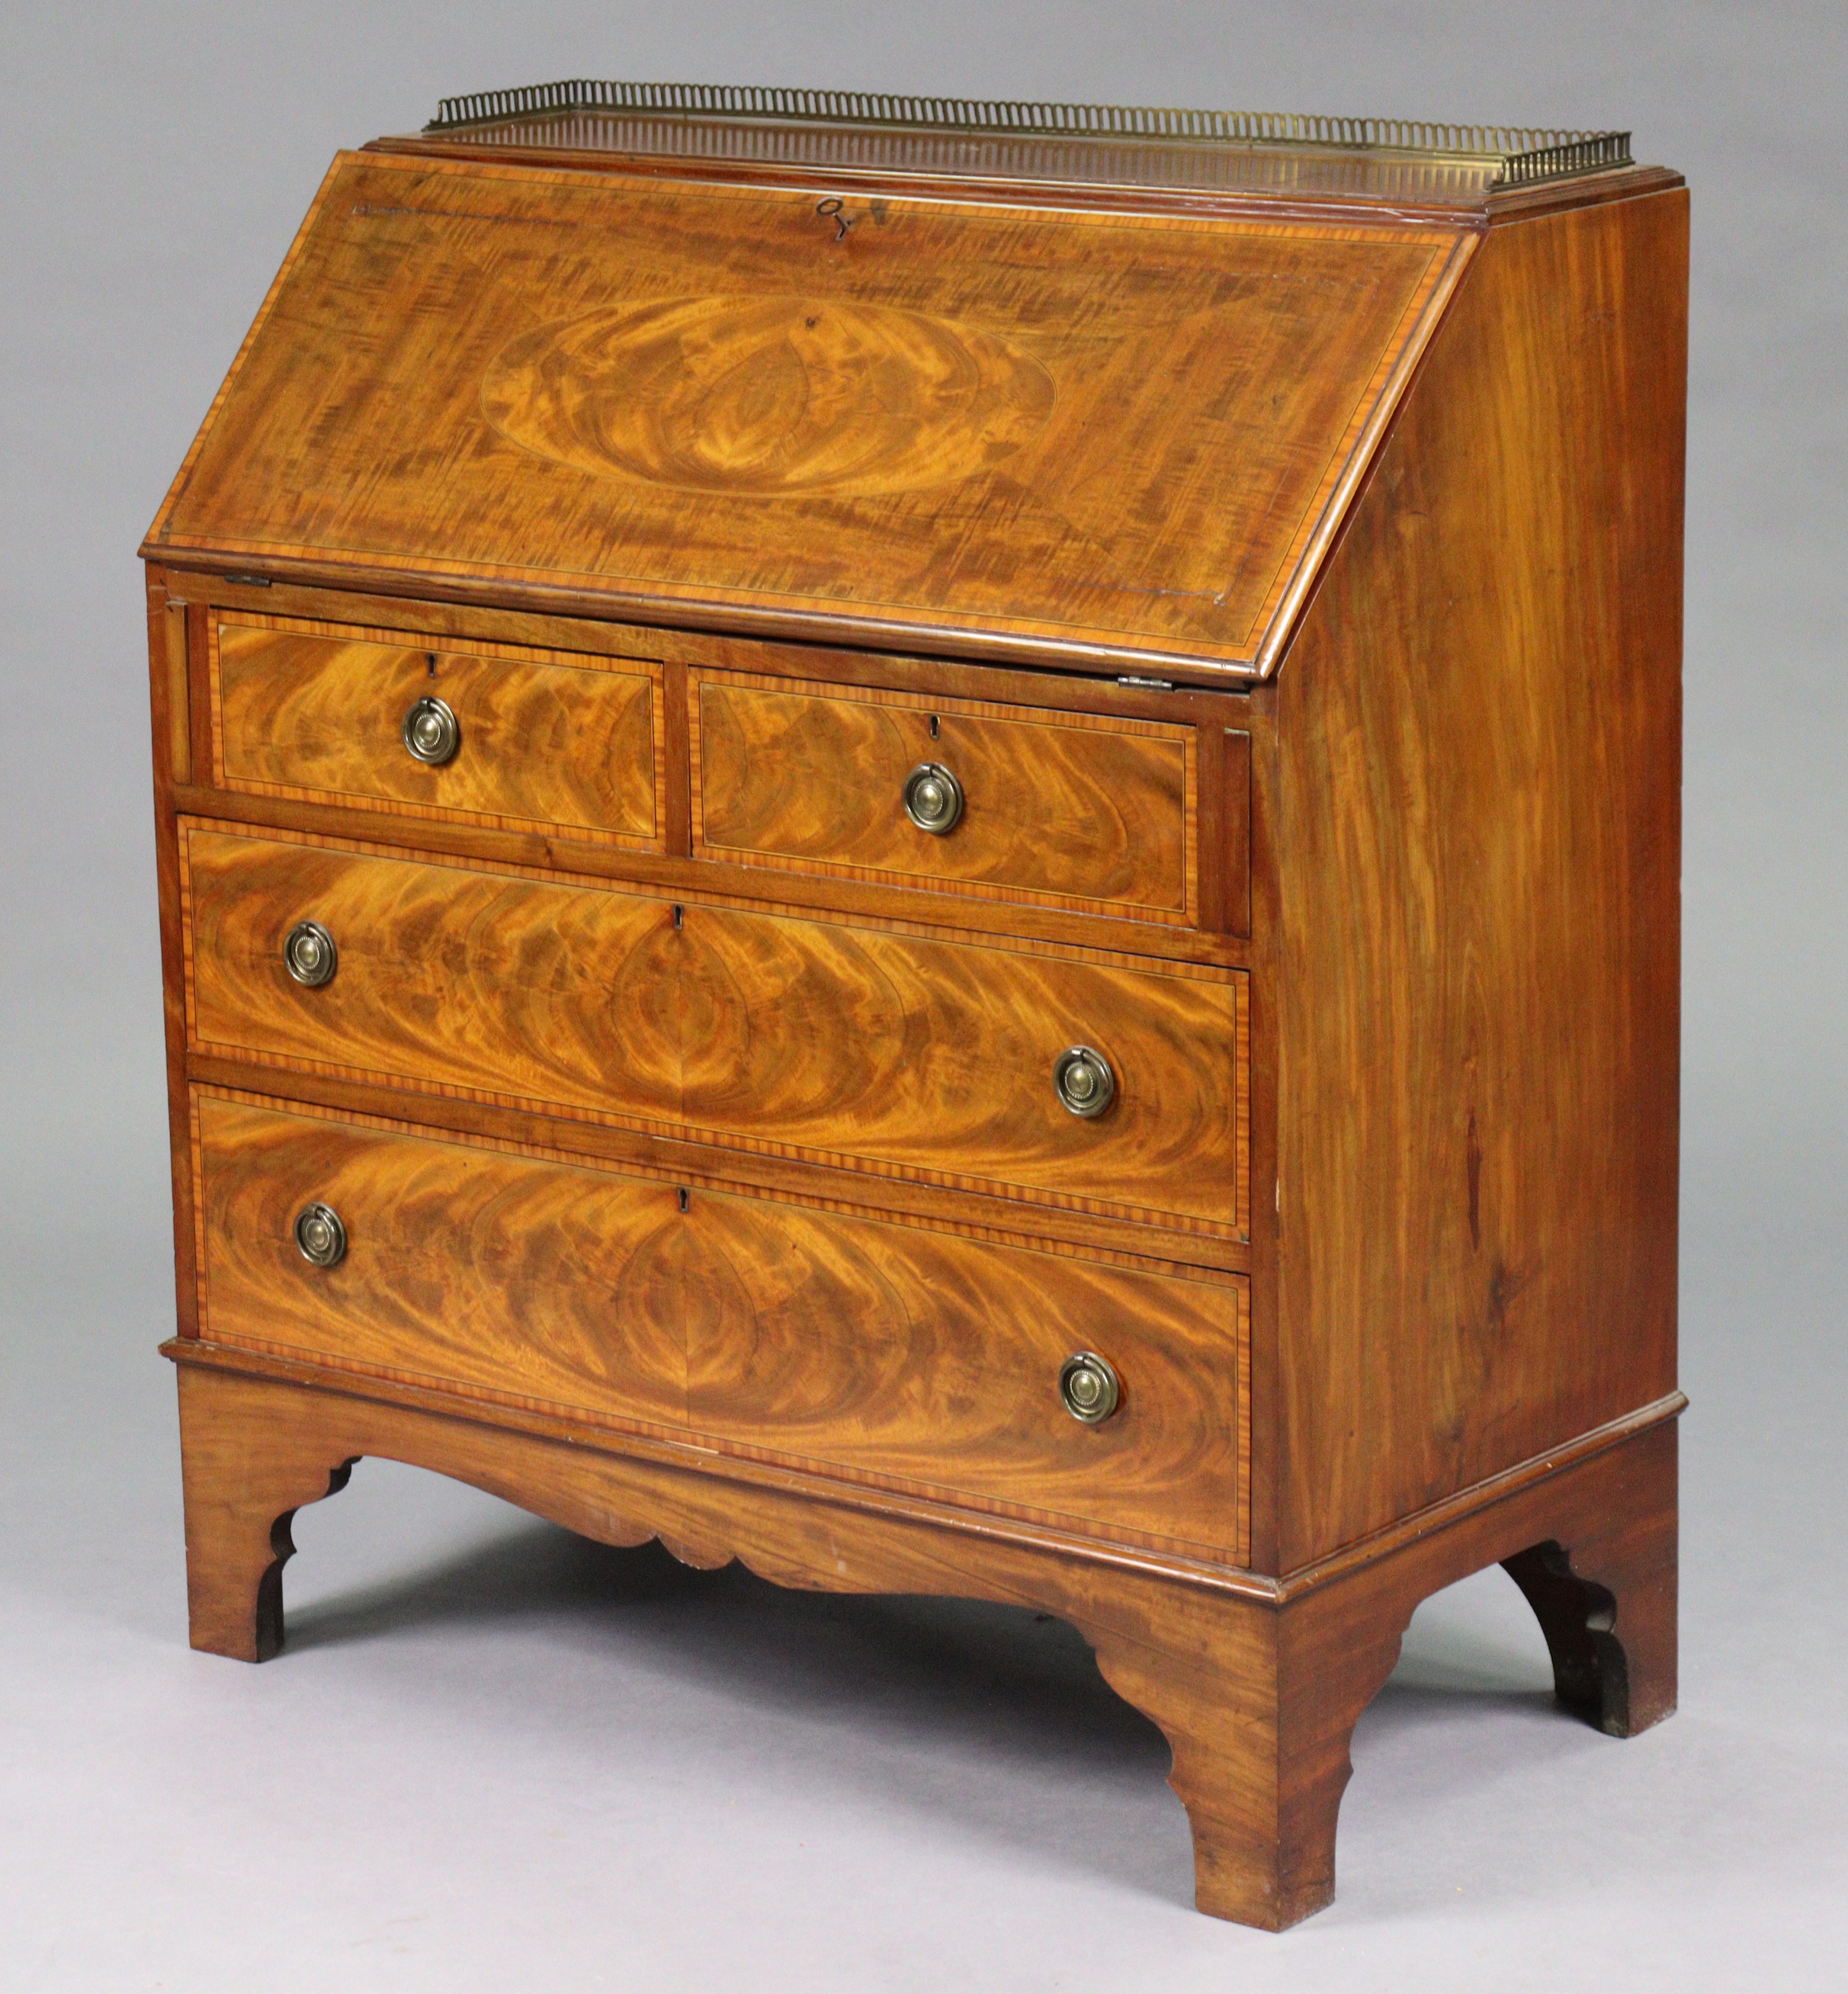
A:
[2,3,1843,1986]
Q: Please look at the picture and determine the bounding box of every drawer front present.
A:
[693,669,1195,920]
[196,1093,688,1425]
[212,612,664,846]
[194,1093,1246,1552]
[183,823,1244,1232]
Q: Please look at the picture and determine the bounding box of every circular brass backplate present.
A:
[1053,1045,1115,1118]
[282,920,338,988]
[902,761,965,835]
[1059,1350,1121,1424]
[402,695,461,766]
[294,1203,348,1269]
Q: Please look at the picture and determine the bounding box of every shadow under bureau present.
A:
[142,82,1685,1929]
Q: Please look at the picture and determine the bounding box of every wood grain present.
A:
[1272,190,1686,1566]
[213,611,663,845]
[184,1062,1254,1276]
[181,822,1247,1231]
[483,292,1057,496]
[196,1092,688,1426]
[194,1090,1246,1551]
[143,150,1468,676]
[692,667,1195,920]
[169,1353,1677,1927]
[173,777,1254,971]
[676,1180,1243,1549]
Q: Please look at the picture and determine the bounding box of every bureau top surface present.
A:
[144,101,1545,676]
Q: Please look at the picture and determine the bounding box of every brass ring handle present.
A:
[1053,1045,1115,1118]
[294,1203,348,1268]
[902,761,964,835]
[402,695,460,766]
[282,919,338,988]
[1059,1351,1121,1424]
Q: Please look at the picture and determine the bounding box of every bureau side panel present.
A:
[1272,191,1686,1566]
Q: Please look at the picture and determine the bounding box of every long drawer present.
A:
[181,821,1246,1233]
[193,1091,1246,1553]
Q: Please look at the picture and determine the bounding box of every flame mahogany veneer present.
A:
[142,95,1684,1928]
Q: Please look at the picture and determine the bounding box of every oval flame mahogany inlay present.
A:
[480,294,1057,497]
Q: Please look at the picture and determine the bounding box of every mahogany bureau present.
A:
[142,82,1685,1928]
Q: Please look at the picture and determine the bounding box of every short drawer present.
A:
[193,1091,1246,1553]
[181,821,1246,1234]
[691,668,1197,921]
[210,612,665,846]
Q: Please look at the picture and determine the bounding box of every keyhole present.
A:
[425,652,436,679]
[929,714,941,740]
